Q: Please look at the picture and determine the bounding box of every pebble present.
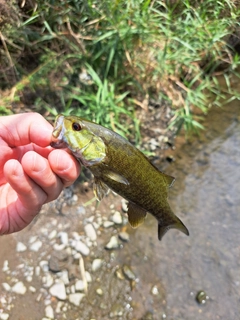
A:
[45,305,54,319]
[16,242,27,252]
[29,286,36,293]
[39,260,49,272]
[2,260,9,272]
[58,270,69,285]
[48,230,57,240]
[2,282,11,292]
[118,232,130,242]
[75,240,90,256]
[49,281,67,300]
[29,240,42,252]
[42,274,54,288]
[112,211,123,224]
[105,236,120,250]
[92,259,103,272]
[0,314,9,320]
[77,206,86,215]
[12,281,27,295]
[103,221,114,228]
[84,224,97,241]
[96,288,103,296]
[122,265,136,281]
[75,280,85,292]
[68,293,85,306]
[53,243,66,251]
[109,304,123,318]
[121,199,128,212]
[58,232,69,245]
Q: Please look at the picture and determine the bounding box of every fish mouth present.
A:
[50,140,68,149]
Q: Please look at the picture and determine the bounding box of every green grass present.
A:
[1,0,240,139]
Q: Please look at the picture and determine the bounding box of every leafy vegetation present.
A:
[1,0,240,138]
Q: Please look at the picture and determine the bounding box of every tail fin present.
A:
[158,216,189,241]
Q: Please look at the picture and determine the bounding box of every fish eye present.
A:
[72,122,82,131]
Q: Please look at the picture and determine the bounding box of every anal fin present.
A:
[127,202,147,228]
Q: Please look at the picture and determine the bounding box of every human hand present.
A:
[0,113,80,235]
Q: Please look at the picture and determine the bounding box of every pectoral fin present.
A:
[127,202,147,228]
[104,170,129,185]
[93,178,110,201]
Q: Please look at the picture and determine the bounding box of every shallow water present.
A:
[122,100,240,319]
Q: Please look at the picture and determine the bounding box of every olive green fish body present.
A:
[51,115,189,240]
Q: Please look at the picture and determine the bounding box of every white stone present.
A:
[2,282,11,291]
[105,236,120,250]
[2,260,9,272]
[112,211,123,224]
[103,221,114,228]
[45,305,54,319]
[42,274,54,288]
[29,236,38,244]
[49,281,67,300]
[92,259,103,272]
[84,224,97,241]
[75,280,85,292]
[55,301,63,313]
[57,270,69,285]
[29,286,36,293]
[39,260,49,272]
[12,281,27,295]
[68,293,85,306]
[48,230,57,240]
[58,232,69,245]
[53,243,66,251]
[85,271,92,283]
[0,313,9,320]
[16,242,27,252]
[75,240,90,256]
[29,240,42,252]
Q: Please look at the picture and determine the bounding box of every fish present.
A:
[50,115,189,240]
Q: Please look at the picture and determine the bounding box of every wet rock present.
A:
[196,290,209,304]
[75,240,90,256]
[69,293,85,306]
[49,281,67,300]
[12,281,27,295]
[29,240,42,252]
[119,232,130,242]
[16,242,27,252]
[0,314,9,320]
[105,236,120,250]
[115,268,125,280]
[45,305,54,319]
[112,211,123,224]
[122,265,136,281]
[92,259,103,272]
[84,223,97,241]
[109,303,123,318]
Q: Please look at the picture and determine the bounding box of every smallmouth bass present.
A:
[51,115,189,240]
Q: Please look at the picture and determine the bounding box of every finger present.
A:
[21,151,64,202]
[0,113,53,148]
[48,149,81,187]
[3,159,47,215]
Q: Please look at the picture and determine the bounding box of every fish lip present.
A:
[50,140,68,149]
